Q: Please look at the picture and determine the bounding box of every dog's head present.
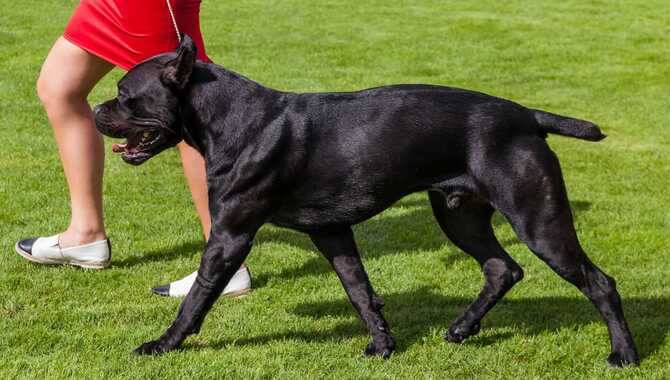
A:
[94,35,197,165]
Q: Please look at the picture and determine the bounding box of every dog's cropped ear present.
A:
[161,34,197,90]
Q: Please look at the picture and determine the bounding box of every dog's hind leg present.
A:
[428,191,523,343]
[309,227,395,358]
[488,138,638,367]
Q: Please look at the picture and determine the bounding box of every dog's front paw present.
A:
[444,321,480,344]
[133,338,178,356]
[362,336,395,359]
[606,350,639,368]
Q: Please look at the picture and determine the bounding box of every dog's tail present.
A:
[532,109,606,142]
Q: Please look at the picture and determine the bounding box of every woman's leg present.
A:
[154,143,250,297]
[37,37,114,247]
[176,142,247,269]
[177,143,248,265]
[177,142,212,241]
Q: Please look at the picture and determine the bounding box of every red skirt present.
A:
[63,0,211,70]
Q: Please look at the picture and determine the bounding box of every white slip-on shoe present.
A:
[14,234,111,269]
[152,266,252,298]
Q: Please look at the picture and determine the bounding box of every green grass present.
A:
[1,0,669,378]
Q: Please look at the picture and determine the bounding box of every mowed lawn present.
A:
[1,0,669,378]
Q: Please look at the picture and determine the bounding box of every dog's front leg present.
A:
[310,227,395,359]
[134,231,254,356]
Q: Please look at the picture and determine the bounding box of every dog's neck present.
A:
[178,63,286,164]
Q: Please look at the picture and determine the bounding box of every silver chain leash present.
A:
[166,0,182,42]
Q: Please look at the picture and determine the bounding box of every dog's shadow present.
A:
[195,287,668,362]
[251,198,592,287]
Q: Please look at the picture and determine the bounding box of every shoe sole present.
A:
[153,287,252,299]
[14,242,110,270]
[223,288,252,299]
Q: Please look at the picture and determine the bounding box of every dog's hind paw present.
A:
[606,350,640,368]
[133,339,178,356]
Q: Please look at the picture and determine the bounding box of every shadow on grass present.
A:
[197,288,666,363]
[252,198,592,286]
[113,240,205,268]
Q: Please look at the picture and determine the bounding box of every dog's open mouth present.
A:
[112,130,162,164]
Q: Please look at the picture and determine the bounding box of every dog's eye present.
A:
[117,91,136,108]
[118,87,131,101]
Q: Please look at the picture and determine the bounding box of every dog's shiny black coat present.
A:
[95,35,638,366]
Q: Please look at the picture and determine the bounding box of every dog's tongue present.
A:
[112,142,127,153]
[112,134,140,153]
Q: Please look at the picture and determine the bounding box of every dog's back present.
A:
[269,84,540,230]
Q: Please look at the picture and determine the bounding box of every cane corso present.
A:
[94,35,638,366]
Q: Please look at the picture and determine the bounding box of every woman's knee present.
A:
[36,68,87,112]
[36,37,113,114]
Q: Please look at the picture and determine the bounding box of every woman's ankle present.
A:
[59,226,107,248]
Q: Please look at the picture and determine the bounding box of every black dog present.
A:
[94,35,638,367]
